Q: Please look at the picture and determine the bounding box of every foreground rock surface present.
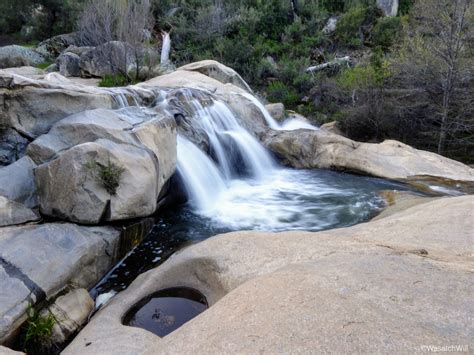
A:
[65,196,474,354]
[264,129,474,182]
[0,223,120,344]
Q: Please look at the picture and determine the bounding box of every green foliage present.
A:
[84,159,125,195]
[267,81,299,107]
[98,74,131,88]
[335,5,380,47]
[36,61,54,70]
[372,17,402,49]
[23,304,56,353]
[398,0,414,15]
[0,0,86,41]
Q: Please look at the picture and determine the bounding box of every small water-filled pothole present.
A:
[123,287,208,337]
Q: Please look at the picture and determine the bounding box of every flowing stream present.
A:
[92,88,410,306]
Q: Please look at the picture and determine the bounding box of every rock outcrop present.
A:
[263,129,474,182]
[0,223,120,344]
[79,41,134,78]
[57,52,81,77]
[0,71,116,139]
[29,108,176,224]
[0,45,45,69]
[178,60,253,93]
[36,33,80,59]
[64,196,474,354]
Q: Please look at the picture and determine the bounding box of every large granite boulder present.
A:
[31,108,176,224]
[64,196,474,354]
[178,60,253,93]
[0,71,116,138]
[57,52,81,77]
[36,33,80,59]
[0,223,120,344]
[0,46,45,69]
[79,41,135,78]
[263,129,474,182]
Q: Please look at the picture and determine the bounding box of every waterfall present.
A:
[240,92,318,131]
[161,32,171,65]
[162,88,276,212]
[177,135,226,211]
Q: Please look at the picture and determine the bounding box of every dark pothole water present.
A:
[92,168,412,305]
[123,287,208,337]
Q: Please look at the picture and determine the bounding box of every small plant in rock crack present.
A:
[22,304,57,354]
[84,159,125,195]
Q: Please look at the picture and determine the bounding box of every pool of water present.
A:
[92,168,410,302]
[123,287,208,337]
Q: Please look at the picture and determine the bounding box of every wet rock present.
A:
[0,46,45,69]
[178,60,253,93]
[0,223,120,343]
[263,129,474,182]
[41,289,94,344]
[57,52,81,77]
[0,196,39,227]
[140,70,268,140]
[265,103,285,122]
[64,196,474,354]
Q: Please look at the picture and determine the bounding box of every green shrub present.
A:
[84,159,125,195]
[23,304,56,353]
[267,81,299,108]
[335,5,380,47]
[373,17,402,49]
[36,61,54,70]
[98,74,130,88]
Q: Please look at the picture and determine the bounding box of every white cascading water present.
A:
[161,32,171,65]
[240,92,318,131]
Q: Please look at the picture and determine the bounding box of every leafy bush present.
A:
[98,74,130,88]
[373,17,402,49]
[267,81,299,108]
[22,304,56,354]
[335,5,380,47]
[84,159,125,195]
